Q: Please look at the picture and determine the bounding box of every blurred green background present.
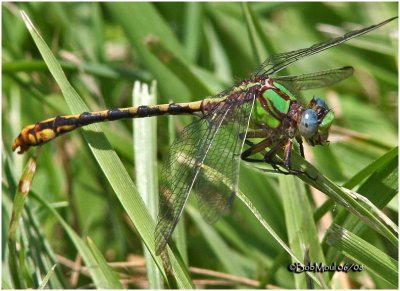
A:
[2,2,398,289]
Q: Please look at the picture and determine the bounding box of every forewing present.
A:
[273,66,353,92]
[155,94,254,255]
[253,17,396,77]
[193,92,255,224]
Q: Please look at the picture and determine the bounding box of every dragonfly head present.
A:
[298,97,334,146]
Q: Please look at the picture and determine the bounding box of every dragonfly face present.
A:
[298,97,334,146]
[251,78,334,146]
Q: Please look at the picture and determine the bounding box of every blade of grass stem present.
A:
[133,80,163,288]
[327,224,398,287]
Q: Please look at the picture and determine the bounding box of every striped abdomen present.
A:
[12,101,206,154]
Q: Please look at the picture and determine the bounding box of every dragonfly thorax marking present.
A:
[251,79,295,129]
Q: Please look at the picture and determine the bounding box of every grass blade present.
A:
[7,154,38,289]
[236,189,323,287]
[38,265,57,289]
[186,205,249,277]
[280,175,329,288]
[86,237,123,288]
[133,80,163,288]
[19,10,193,288]
[291,151,398,247]
[241,3,266,64]
[29,190,120,288]
[145,35,212,98]
[344,146,398,189]
[327,224,398,287]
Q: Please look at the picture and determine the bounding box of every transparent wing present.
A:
[273,66,353,92]
[193,92,255,224]
[155,92,255,255]
[253,17,396,77]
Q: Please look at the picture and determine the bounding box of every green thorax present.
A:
[252,81,297,129]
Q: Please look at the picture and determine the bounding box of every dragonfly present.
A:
[12,17,396,256]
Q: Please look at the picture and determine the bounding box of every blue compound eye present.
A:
[300,109,318,138]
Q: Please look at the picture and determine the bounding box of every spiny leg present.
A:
[263,139,293,175]
[240,134,313,177]
[241,137,292,174]
[241,137,272,163]
[241,138,294,175]
[264,138,309,176]
[252,138,307,176]
[283,138,293,168]
[283,138,316,179]
[281,138,305,175]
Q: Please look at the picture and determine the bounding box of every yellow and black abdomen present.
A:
[12,101,204,154]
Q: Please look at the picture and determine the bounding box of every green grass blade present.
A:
[315,146,398,226]
[254,150,398,247]
[38,265,57,289]
[207,5,256,75]
[289,151,398,247]
[104,2,192,104]
[203,19,233,81]
[327,224,398,287]
[20,10,193,288]
[7,154,38,289]
[236,189,322,287]
[133,80,163,288]
[4,156,67,289]
[3,60,152,82]
[145,35,212,98]
[280,175,329,288]
[326,147,398,242]
[1,278,13,290]
[186,205,249,277]
[5,153,119,288]
[183,3,203,61]
[324,148,398,278]
[241,3,266,64]
[245,147,397,286]
[8,155,37,243]
[86,237,123,288]
[29,190,119,288]
[344,146,398,189]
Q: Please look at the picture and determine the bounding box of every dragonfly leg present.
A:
[242,137,297,175]
[282,138,317,179]
[263,139,294,175]
[242,136,315,179]
[264,139,309,177]
[283,138,293,168]
[239,129,271,147]
[241,138,272,163]
[281,139,306,175]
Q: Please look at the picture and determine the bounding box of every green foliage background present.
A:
[2,2,398,289]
